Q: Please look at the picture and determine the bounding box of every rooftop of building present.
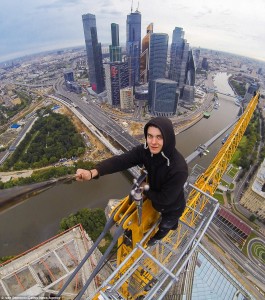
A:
[252,158,265,198]
[217,207,252,236]
[0,224,106,299]
[191,245,253,300]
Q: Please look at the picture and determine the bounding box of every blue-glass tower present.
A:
[63,69,74,82]
[82,13,105,93]
[148,33,169,112]
[149,33,168,81]
[186,50,196,86]
[149,78,178,116]
[169,27,189,89]
[126,10,141,86]
[169,26,196,102]
[109,23,122,62]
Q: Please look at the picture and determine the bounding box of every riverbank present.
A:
[0,74,215,205]
[0,178,68,213]
[0,104,206,205]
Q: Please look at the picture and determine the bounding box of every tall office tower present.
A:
[63,69,74,82]
[186,50,196,86]
[149,78,178,116]
[169,27,190,90]
[111,23,119,46]
[126,9,141,86]
[181,49,196,102]
[148,33,178,115]
[82,13,105,93]
[149,33,168,81]
[201,57,209,70]
[104,62,129,107]
[120,87,134,110]
[193,48,201,69]
[109,23,122,62]
[169,27,196,102]
[140,23,153,83]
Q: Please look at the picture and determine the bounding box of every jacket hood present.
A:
[144,117,176,163]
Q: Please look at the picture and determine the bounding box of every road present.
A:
[54,77,140,151]
[207,224,265,297]
[0,116,37,165]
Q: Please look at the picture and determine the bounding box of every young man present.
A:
[76,117,188,245]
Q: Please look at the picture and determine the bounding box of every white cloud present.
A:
[0,0,265,62]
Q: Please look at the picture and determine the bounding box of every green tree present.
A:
[59,208,112,253]
[249,214,256,222]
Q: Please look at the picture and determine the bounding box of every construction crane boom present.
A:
[57,93,259,300]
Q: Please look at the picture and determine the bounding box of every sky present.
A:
[1,0,265,63]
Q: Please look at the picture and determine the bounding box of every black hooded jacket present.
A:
[95,117,188,213]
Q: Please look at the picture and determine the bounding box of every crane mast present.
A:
[57,93,259,299]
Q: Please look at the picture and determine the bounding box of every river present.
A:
[0,72,239,257]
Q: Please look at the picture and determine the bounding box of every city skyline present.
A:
[0,0,265,64]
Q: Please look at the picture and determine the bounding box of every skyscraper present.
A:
[109,23,122,62]
[149,78,178,116]
[140,23,153,83]
[104,62,129,107]
[169,26,196,102]
[169,27,189,89]
[82,13,105,93]
[111,23,119,46]
[148,33,168,81]
[186,50,196,86]
[193,48,201,70]
[201,57,209,70]
[126,10,141,86]
[63,69,74,83]
[148,33,178,116]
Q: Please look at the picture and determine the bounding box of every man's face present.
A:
[147,126,164,154]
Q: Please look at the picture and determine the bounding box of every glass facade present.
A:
[140,23,153,83]
[148,33,169,112]
[186,50,196,86]
[82,13,105,93]
[169,28,189,89]
[126,11,141,86]
[111,23,119,46]
[104,62,129,107]
[190,246,253,300]
[109,23,122,62]
[63,69,74,82]
[169,26,196,102]
[149,33,168,81]
[149,78,178,116]
[109,46,122,62]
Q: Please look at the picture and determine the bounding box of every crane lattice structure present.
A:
[57,93,259,300]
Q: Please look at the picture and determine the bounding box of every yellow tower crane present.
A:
[57,93,259,300]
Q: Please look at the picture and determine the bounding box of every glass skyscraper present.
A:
[169,27,189,89]
[140,23,153,83]
[126,10,141,86]
[148,33,169,112]
[104,62,129,107]
[169,26,196,102]
[109,23,122,62]
[186,50,196,86]
[63,69,74,83]
[148,33,168,81]
[149,78,178,116]
[82,13,105,94]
